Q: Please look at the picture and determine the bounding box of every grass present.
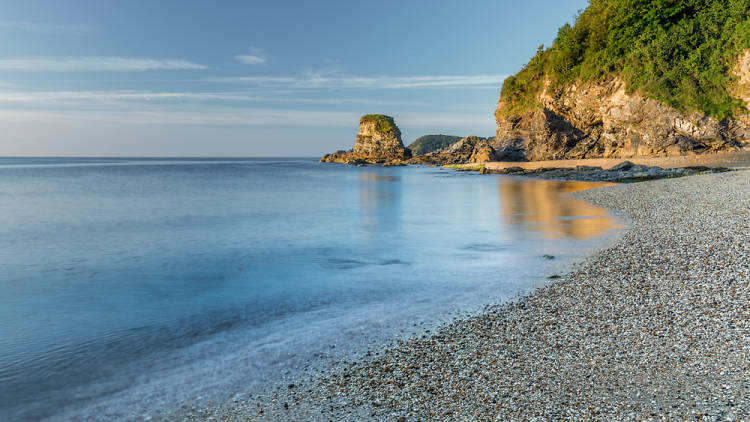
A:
[360,115,400,135]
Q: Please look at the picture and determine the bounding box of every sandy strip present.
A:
[176,170,750,421]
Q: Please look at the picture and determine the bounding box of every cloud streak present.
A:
[0,107,493,130]
[235,47,267,65]
[0,57,207,71]
[0,108,359,127]
[235,55,266,65]
[0,90,423,106]
[205,73,507,89]
[0,91,252,102]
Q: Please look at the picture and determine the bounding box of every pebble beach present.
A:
[177,169,750,421]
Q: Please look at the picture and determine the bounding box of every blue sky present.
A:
[0,0,588,156]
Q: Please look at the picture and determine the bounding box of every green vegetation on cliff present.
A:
[499,0,750,120]
[360,114,401,135]
[407,135,462,155]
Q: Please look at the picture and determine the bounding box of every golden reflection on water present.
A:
[498,178,622,240]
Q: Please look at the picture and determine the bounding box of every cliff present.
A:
[493,76,750,161]
[321,115,411,164]
[493,0,750,161]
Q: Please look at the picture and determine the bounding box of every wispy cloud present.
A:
[235,47,267,65]
[0,108,360,127]
[235,54,266,65]
[205,73,507,89]
[0,90,420,106]
[0,57,207,71]
[0,91,252,102]
[0,21,93,34]
[0,107,493,131]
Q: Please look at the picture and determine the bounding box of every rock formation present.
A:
[468,142,499,163]
[321,115,411,165]
[407,136,498,165]
[479,160,729,182]
[492,76,750,161]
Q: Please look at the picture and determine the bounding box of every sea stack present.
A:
[321,115,411,165]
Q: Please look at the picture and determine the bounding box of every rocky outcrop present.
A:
[321,115,411,164]
[408,136,498,165]
[479,160,730,182]
[468,143,499,163]
[493,55,750,161]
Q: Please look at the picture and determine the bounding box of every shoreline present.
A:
[482,148,750,172]
[177,169,750,421]
[42,169,623,422]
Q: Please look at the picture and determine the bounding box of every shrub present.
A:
[360,115,401,135]
[499,0,750,121]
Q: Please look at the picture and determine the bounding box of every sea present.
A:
[0,157,622,421]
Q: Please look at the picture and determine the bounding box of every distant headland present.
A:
[320,114,498,167]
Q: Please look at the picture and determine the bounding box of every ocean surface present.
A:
[0,158,622,421]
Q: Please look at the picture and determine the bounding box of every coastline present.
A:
[175,169,750,421]
[481,148,750,171]
[36,165,623,422]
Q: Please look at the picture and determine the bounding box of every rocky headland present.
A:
[489,1,750,162]
[491,76,750,161]
[323,3,750,171]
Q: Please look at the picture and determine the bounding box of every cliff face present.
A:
[321,115,411,164]
[493,75,750,161]
[352,116,409,160]
[494,9,750,163]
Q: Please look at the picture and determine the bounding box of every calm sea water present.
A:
[0,158,621,421]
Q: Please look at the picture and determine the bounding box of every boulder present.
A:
[609,161,635,171]
[468,143,499,163]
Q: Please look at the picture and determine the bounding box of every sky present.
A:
[0,0,588,156]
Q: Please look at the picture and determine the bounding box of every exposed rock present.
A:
[381,159,407,167]
[609,160,635,171]
[468,142,499,163]
[493,66,750,161]
[479,160,730,182]
[321,115,411,164]
[408,136,498,165]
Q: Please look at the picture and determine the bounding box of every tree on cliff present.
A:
[500,0,750,120]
